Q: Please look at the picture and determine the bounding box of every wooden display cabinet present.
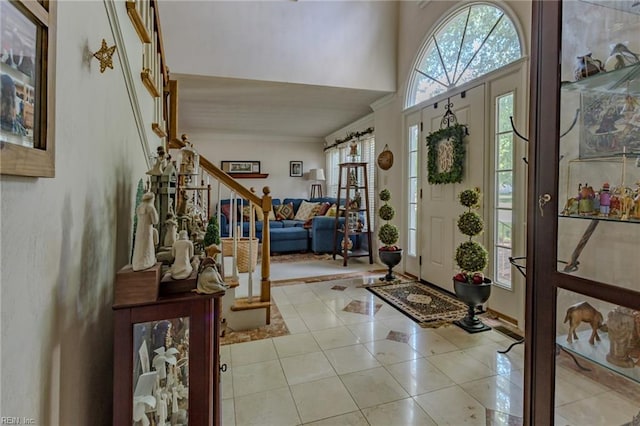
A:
[113,289,224,426]
[527,1,640,424]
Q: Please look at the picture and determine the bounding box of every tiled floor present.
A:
[220,275,640,426]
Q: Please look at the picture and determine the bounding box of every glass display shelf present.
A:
[337,229,370,234]
[557,329,640,383]
[338,207,368,213]
[559,214,640,224]
[335,248,370,258]
[561,63,640,94]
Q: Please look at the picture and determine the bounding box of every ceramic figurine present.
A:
[631,311,640,361]
[349,141,359,161]
[146,146,166,176]
[176,190,190,217]
[607,307,636,368]
[349,170,358,186]
[577,183,595,215]
[562,197,579,216]
[194,257,226,294]
[164,213,178,247]
[599,183,611,216]
[349,192,361,209]
[574,53,605,80]
[605,42,640,71]
[620,187,634,221]
[170,230,194,279]
[610,193,623,218]
[162,155,176,177]
[341,237,353,251]
[564,302,604,345]
[132,192,160,271]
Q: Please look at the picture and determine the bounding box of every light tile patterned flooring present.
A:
[221,275,640,426]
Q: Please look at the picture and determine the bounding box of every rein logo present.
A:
[0,418,35,424]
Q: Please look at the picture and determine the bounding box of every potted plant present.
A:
[378,189,402,281]
[204,215,221,255]
[452,188,492,333]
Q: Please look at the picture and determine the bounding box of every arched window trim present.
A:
[404,1,525,109]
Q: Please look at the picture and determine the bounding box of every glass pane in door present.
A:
[555,288,640,424]
[133,317,190,425]
[556,0,640,290]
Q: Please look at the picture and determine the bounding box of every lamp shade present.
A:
[309,168,325,181]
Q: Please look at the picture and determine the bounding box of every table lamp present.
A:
[309,168,325,198]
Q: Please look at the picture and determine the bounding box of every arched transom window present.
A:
[406,3,522,108]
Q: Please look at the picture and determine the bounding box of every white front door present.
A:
[420,84,486,293]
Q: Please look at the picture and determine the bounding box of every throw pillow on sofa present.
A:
[275,202,294,220]
[254,204,276,221]
[221,204,233,221]
[240,205,253,221]
[325,204,338,217]
[294,200,319,221]
[316,202,331,216]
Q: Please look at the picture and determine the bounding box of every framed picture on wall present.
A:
[0,0,56,177]
[290,161,303,177]
[221,161,260,174]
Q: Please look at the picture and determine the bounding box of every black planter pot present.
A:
[379,249,402,281]
[453,278,492,333]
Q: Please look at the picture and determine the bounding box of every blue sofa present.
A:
[217,197,362,254]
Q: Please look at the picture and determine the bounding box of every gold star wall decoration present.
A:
[92,39,117,73]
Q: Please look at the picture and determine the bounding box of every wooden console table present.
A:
[113,267,225,426]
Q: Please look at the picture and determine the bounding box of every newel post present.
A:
[260,186,272,304]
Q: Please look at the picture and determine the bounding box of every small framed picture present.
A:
[289,161,303,177]
[221,161,260,174]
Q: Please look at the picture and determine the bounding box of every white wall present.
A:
[368,1,532,272]
[184,132,326,203]
[0,1,156,423]
[159,1,397,91]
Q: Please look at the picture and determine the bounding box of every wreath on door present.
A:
[426,123,466,184]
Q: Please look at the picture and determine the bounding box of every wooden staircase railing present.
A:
[169,135,272,313]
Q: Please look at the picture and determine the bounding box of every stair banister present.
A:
[169,135,271,308]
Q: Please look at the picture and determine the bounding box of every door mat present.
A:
[367,281,468,328]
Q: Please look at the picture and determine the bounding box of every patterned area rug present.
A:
[367,281,468,328]
[268,252,333,263]
[220,299,289,345]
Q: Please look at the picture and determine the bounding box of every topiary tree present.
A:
[204,215,221,247]
[378,189,399,250]
[454,188,488,284]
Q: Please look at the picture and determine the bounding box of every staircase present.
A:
[169,136,272,331]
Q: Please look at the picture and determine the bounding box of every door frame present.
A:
[401,60,529,326]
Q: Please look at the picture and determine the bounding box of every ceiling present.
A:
[173,74,392,142]
[157,1,397,143]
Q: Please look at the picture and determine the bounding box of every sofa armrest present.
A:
[311,216,339,231]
